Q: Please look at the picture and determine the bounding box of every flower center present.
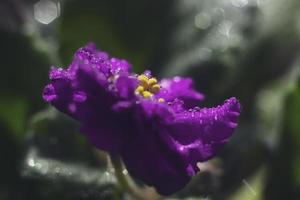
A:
[135,75,165,102]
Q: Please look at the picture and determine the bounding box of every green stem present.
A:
[109,153,144,200]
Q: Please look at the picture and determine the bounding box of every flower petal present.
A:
[157,77,204,108]
[43,68,74,115]
[120,101,191,195]
[74,43,131,76]
[114,75,138,100]
[43,62,127,151]
[110,57,132,75]
[169,97,241,169]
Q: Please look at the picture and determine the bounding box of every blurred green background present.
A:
[1,0,300,199]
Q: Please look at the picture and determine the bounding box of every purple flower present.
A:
[43,43,241,195]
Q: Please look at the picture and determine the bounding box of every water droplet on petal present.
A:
[68,103,76,113]
[194,107,201,111]
[173,76,181,82]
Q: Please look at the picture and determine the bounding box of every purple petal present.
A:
[110,58,132,75]
[43,63,125,151]
[121,101,191,195]
[43,68,74,115]
[74,43,131,76]
[169,97,241,169]
[114,75,138,99]
[157,77,204,108]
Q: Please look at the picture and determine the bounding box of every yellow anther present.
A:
[138,74,149,81]
[158,98,165,103]
[135,86,144,94]
[148,78,158,86]
[138,75,149,88]
[142,91,153,99]
[135,74,162,99]
[150,84,160,94]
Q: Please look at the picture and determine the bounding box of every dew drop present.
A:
[194,107,201,111]
[68,103,76,113]
[173,76,181,82]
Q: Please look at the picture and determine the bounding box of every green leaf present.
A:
[21,108,122,199]
[265,83,300,199]
[0,97,28,140]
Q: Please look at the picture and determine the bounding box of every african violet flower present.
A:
[43,43,240,195]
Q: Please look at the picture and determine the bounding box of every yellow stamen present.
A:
[150,84,160,94]
[135,74,162,99]
[135,86,144,94]
[158,98,165,103]
[148,78,158,86]
[142,91,152,99]
[138,75,149,89]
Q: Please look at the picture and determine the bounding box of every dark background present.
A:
[1,0,300,199]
